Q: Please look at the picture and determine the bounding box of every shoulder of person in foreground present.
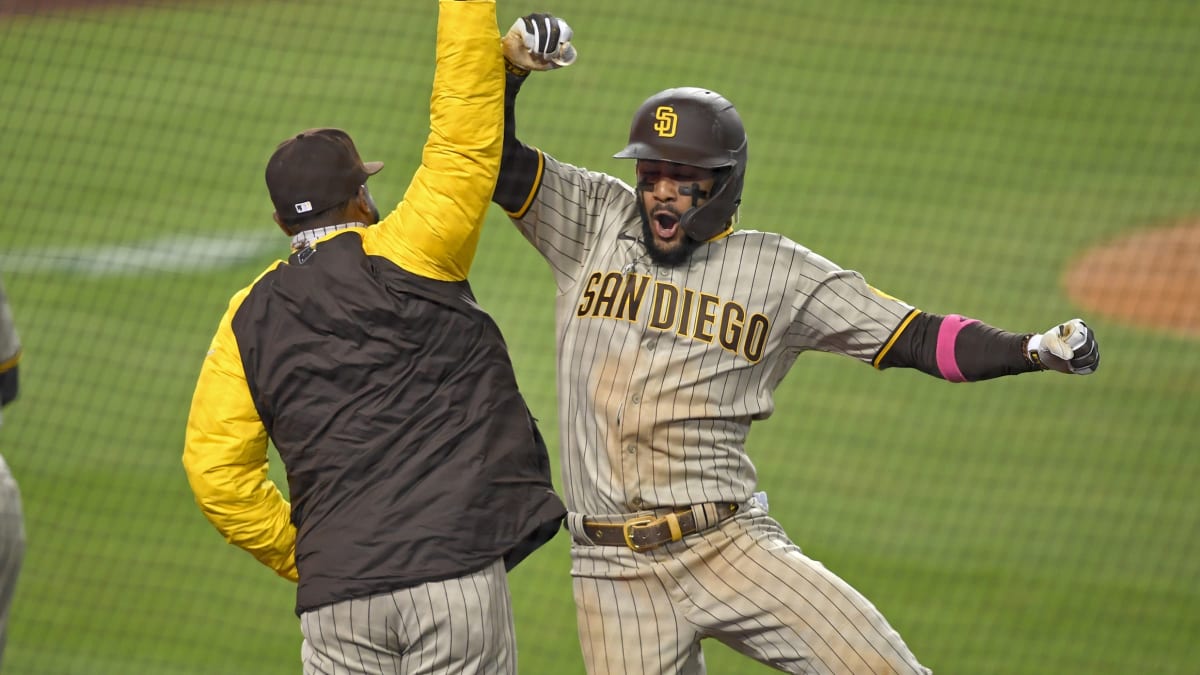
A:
[366,0,505,282]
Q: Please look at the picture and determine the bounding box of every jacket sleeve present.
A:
[182,286,298,582]
[366,0,504,281]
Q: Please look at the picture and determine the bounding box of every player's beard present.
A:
[641,208,700,267]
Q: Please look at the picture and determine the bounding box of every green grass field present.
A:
[1,1,1197,673]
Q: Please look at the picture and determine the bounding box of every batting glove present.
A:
[1026,318,1100,375]
[503,13,576,73]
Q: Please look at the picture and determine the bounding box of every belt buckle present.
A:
[622,516,658,552]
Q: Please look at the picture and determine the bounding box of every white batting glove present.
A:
[1027,318,1100,375]
[503,13,577,72]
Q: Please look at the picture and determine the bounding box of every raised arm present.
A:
[368,0,504,281]
[493,13,576,216]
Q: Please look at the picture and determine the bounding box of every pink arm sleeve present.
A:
[935,314,980,382]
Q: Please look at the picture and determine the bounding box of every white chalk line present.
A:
[0,232,283,277]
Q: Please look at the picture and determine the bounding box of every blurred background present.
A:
[0,0,1197,673]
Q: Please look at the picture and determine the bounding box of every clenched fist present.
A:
[1027,318,1100,375]
[503,13,576,72]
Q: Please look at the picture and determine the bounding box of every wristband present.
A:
[1022,333,1045,369]
[504,58,530,78]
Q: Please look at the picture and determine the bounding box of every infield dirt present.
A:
[1064,221,1200,339]
[0,0,175,17]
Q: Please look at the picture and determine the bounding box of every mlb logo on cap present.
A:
[295,201,314,214]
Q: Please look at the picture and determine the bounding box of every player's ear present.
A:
[273,212,292,235]
[355,184,381,224]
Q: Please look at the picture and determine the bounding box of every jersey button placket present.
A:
[620,296,654,510]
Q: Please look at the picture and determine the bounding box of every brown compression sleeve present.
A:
[877,311,1039,381]
[492,66,543,215]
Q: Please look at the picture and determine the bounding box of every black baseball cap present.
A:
[265,128,384,220]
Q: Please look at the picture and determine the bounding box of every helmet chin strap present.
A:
[679,175,728,241]
[672,182,710,238]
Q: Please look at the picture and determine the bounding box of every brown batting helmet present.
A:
[614,87,748,241]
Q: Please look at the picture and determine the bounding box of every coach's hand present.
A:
[1027,318,1099,374]
[503,13,576,72]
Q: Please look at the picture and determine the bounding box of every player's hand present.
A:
[1027,318,1099,375]
[503,13,576,73]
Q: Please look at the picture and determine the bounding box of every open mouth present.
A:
[652,210,680,239]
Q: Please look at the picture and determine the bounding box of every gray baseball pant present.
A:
[300,558,516,674]
[0,455,25,672]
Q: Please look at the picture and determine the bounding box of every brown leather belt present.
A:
[582,503,741,553]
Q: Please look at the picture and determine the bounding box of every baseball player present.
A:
[0,276,24,672]
[496,15,1099,675]
[182,3,565,674]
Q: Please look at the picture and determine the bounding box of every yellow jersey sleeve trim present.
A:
[505,149,545,220]
[704,225,735,243]
[873,308,922,369]
[0,349,19,373]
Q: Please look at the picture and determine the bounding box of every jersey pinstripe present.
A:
[512,154,914,516]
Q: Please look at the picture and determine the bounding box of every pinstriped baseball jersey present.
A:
[511,154,914,516]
